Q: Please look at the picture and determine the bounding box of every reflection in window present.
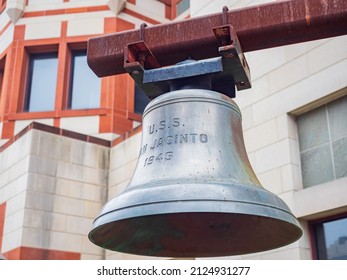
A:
[134,85,150,115]
[25,53,58,112]
[312,215,347,259]
[68,50,101,109]
[297,95,347,188]
[176,0,190,16]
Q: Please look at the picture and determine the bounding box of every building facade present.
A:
[0,0,346,260]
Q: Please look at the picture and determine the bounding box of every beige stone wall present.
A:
[0,128,109,259]
[0,131,32,254]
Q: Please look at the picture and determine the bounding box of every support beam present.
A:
[87,0,347,77]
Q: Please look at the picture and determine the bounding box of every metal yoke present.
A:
[124,22,251,99]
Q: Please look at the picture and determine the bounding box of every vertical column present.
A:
[54,21,69,128]
[99,18,135,136]
[1,25,26,139]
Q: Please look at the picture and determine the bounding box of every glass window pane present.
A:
[297,94,347,188]
[332,137,347,179]
[134,85,150,114]
[323,217,347,260]
[177,0,190,16]
[327,95,347,141]
[0,57,5,101]
[69,51,101,109]
[297,106,329,151]
[25,53,58,112]
[300,144,334,188]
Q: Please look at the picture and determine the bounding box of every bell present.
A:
[89,75,302,258]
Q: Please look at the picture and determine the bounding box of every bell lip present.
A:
[92,181,297,226]
[89,211,302,258]
[89,182,302,257]
[143,89,241,118]
[91,195,301,232]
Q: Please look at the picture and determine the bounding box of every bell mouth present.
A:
[89,213,302,258]
[89,182,302,258]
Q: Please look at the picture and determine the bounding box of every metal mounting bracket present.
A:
[124,24,251,99]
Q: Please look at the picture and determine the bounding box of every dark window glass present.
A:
[0,57,5,101]
[25,53,58,112]
[177,0,190,16]
[69,50,101,109]
[134,85,150,114]
[312,216,347,259]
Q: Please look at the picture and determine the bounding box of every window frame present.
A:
[157,0,190,20]
[19,45,60,113]
[176,0,190,16]
[309,212,347,260]
[0,56,5,119]
[23,51,59,112]
[296,94,347,188]
[14,42,107,118]
[0,56,5,97]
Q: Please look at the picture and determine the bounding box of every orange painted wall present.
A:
[0,14,138,139]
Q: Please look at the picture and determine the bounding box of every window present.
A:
[24,52,58,112]
[297,95,347,188]
[68,50,101,109]
[311,215,347,259]
[134,85,150,115]
[176,0,190,16]
[0,57,5,101]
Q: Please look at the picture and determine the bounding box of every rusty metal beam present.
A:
[88,0,347,77]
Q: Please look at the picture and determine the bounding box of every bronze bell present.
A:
[89,70,302,257]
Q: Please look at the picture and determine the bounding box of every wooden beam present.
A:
[87,0,347,77]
